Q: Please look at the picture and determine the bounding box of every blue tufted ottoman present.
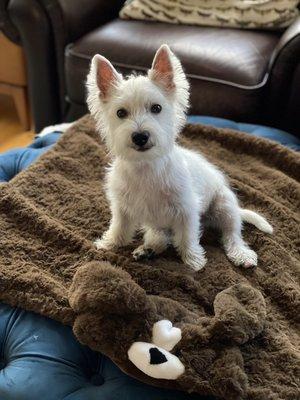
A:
[0,304,202,400]
[0,117,298,400]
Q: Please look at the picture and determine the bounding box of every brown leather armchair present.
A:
[1,0,300,134]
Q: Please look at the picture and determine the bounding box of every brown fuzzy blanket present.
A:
[0,115,299,400]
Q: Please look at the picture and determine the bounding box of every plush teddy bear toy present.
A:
[69,261,266,400]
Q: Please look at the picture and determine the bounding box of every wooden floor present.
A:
[0,94,34,152]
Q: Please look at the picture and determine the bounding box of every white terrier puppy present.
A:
[87,44,273,271]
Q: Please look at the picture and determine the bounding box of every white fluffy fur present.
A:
[87,44,273,271]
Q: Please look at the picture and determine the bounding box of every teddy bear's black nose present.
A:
[131,131,150,147]
[149,347,168,365]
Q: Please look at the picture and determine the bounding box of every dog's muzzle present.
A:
[131,131,152,151]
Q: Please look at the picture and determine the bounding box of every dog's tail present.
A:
[240,209,273,234]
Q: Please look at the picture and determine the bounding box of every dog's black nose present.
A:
[131,131,150,147]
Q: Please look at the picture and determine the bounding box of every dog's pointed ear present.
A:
[149,44,189,95]
[149,45,175,92]
[91,54,122,100]
[148,45,189,113]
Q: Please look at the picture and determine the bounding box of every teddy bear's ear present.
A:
[210,284,266,344]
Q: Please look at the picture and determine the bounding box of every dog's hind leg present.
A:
[212,188,257,268]
[133,227,169,261]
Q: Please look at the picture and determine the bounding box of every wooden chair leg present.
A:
[11,86,31,131]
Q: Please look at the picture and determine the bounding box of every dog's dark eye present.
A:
[117,108,128,119]
[151,104,162,114]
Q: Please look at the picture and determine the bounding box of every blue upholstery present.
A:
[0,133,60,182]
[188,116,300,151]
[0,117,298,399]
[0,119,298,183]
[0,303,200,400]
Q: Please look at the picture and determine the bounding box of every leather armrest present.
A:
[36,0,126,105]
[41,0,124,124]
[270,16,300,66]
[267,17,300,134]
[38,0,125,44]
[0,0,20,43]
[4,0,124,131]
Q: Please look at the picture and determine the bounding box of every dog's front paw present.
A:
[226,246,257,269]
[132,246,156,261]
[182,246,207,272]
[94,237,116,251]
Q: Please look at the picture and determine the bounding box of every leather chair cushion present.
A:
[65,19,280,122]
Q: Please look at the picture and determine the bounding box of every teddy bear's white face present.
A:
[127,320,185,380]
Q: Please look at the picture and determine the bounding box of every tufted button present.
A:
[90,374,104,386]
[0,359,6,370]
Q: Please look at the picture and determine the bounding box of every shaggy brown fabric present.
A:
[0,115,299,400]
